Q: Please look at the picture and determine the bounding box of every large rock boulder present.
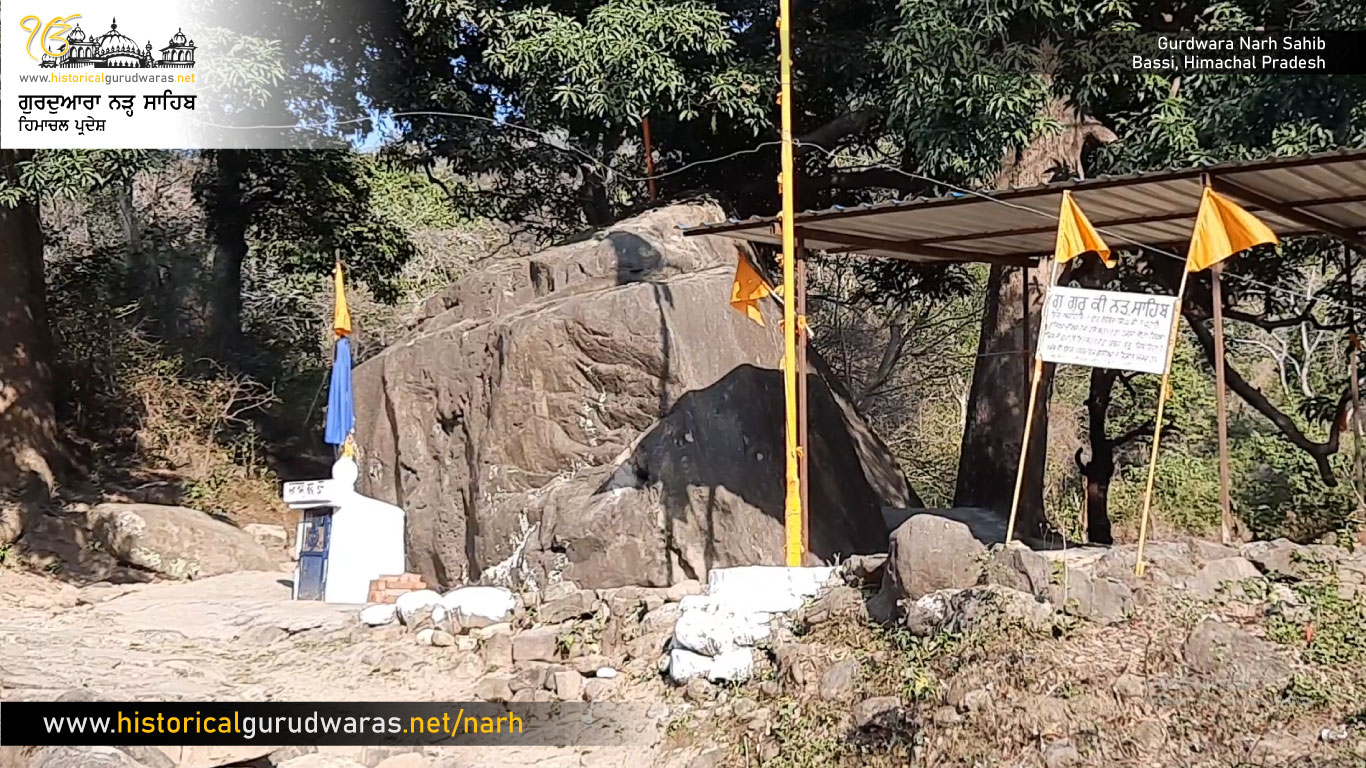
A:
[1182,617,1294,690]
[880,508,1004,602]
[2,747,151,768]
[89,503,276,579]
[353,203,917,589]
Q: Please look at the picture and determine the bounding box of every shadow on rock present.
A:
[596,363,904,575]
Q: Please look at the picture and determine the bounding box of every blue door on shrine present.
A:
[296,508,331,600]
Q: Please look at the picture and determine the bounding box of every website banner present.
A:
[1,701,656,746]
[4,3,204,148]
[1,0,362,149]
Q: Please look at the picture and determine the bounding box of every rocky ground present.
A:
[0,569,667,768]
[6,506,1366,768]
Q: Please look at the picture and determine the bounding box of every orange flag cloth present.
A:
[332,261,352,337]
[1055,190,1114,267]
[730,254,773,326]
[1187,186,1279,272]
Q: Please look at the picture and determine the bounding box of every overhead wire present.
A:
[212,108,1364,322]
[196,110,783,183]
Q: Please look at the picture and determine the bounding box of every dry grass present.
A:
[680,578,1366,768]
[96,334,292,531]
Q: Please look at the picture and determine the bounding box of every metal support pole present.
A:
[1347,245,1364,536]
[1023,264,1032,395]
[777,0,803,566]
[797,242,810,555]
[1352,339,1363,512]
[1211,262,1234,544]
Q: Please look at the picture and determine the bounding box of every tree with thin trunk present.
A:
[954,100,1118,538]
[197,149,420,349]
[0,149,59,545]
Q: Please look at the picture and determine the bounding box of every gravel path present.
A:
[0,570,669,767]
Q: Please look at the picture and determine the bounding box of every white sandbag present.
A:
[706,566,839,613]
[677,594,718,612]
[395,590,442,626]
[359,603,397,627]
[668,648,714,684]
[672,606,772,656]
[441,585,517,626]
[707,648,756,682]
[431,604,459,632]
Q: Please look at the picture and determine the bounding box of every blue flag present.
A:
[324,336,355,446]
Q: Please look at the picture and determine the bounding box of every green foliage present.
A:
[365,163,464,230]
[1268,565,1366,668]
[485,0,767,128]
[1234,433,1358,541]
[0,150,163,208]
[883,0,1100,184]
[198,150,419,303]
[194,28,286,111]
[764,699,859,768]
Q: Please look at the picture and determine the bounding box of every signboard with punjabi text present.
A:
[1037,286,1179,375]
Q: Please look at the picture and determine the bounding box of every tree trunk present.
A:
[954,264,1053,538]
[1080,368,1117,545]
[0,149,59,545]
[115,178,142,267]
[208,149,250,347]
[953,99,1116,539]
[580,166,613,228]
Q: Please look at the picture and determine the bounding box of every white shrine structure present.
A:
[283,456,405,603]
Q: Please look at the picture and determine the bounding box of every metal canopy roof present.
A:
[681,148,1366,266]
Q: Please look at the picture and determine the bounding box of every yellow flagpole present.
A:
[1134,260,1193,576]
[778,0,802,566]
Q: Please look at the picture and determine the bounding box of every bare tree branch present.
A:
[1112,420,1157,447]
[1185,307,1349,484]
[858,307,909,405]
[800,167,930,196]
[797,107,881,150]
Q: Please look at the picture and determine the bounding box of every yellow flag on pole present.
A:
[730,254,773,326]
[333,261,352,337]
[1055,190,1114,267]
[1187,186,1279,272]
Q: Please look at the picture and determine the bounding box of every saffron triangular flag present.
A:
[1187,186,1279,272]
[1055,190,1113,267]
[730,254,773,326]
[333,261,352,337]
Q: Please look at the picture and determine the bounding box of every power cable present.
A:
[207,108,1365,321]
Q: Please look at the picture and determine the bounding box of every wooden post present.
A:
[1352,337,1363,507]
[777,0,803,566]
[1080,485,1089,544]
[1006,258,1059,544]
[1347,245,1365,533]
[1023,264,1032,395]
[1134,265,1194,576]
[642,117,658,202]
[797,242,810,554]
[1211,262,1234,544]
